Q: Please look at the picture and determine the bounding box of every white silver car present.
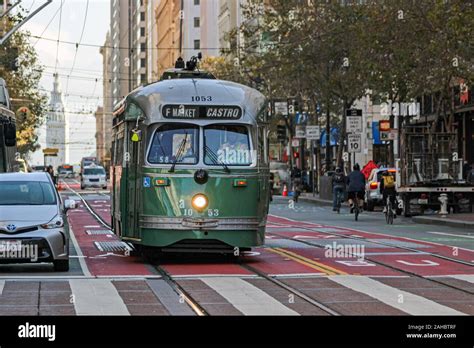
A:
[81,165,107,190]
[0,172,75,271]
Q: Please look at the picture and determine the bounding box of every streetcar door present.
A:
[126,123,141,240]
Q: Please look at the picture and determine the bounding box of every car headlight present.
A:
[192,194,208,211]
[41,215,64,229]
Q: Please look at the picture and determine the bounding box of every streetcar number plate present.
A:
[162,105,242,119]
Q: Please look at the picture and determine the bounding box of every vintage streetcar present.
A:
[110,57,271,255]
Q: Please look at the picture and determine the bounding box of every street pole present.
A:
[325,98,330,172]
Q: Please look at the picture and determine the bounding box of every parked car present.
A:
[0,172,75,271]
[365,167,397,211]
[270,161,289,194]
[81,164,107,190]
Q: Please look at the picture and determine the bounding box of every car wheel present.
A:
[53,259,69,272]
[102,186,107,190]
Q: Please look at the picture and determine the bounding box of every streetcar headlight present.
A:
[192,194,208,211]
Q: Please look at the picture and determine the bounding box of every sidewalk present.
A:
[412,213,474,229]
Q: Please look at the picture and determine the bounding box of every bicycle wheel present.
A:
[385,199,393,224]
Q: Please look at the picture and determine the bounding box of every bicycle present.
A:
[385,195,394,224]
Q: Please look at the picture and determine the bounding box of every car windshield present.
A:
[204,125,252,166]
[0,181,56,205]
[84,168,105,175]
[148,124,199,165]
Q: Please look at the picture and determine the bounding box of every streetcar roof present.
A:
[116,78,267,126]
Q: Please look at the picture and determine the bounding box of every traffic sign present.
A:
[305,126,320,140]
[291,139,300,147]
[348,134,361,153]
[295,125,305,138]
[274,101,288,116]
[346,109,363,133]
[345,109,363,117]
[381,129,398,140]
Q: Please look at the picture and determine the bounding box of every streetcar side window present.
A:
[204,125,252,166]
[147,124,199,165]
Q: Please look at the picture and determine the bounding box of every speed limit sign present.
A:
[348,134,361,153]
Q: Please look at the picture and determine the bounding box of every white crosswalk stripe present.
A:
[202,277,298,315]
[329,275,466,315]
[69,279,130,315]
[447,274,474,284]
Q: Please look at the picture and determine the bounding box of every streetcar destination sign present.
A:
[162,105,242,119]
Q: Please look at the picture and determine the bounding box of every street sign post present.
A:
[295,126,305,138]
[291,139,300,147]
[348,134,362,153]
[274,101,288,116]
[346,109,363,133]
[305,125,320,140]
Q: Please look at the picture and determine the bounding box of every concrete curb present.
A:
[412,215,474,229]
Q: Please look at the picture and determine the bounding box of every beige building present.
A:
[99,32,113,165]
[155,0,181,76]
[217,0,243,51]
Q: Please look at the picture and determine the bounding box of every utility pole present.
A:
[325,63,331,172]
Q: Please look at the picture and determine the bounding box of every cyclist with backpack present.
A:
[332,167,345,211]
[380,170,397,217]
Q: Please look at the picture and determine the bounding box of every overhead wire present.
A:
[54,0,65,73]
[65,0,90,99]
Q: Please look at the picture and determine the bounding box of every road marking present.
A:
[146,279,195,316]
[270,248,347,275]
[0,280,4,295]
[428,232,474,239]
[447,274,474,284]
[84,225,100,228]
[329,275,465,315]
[202,277,298,316]
[69,279,130,315]
[268,214,474,253]
[67,218,91,277]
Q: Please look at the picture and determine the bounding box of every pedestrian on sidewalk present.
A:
[332,167,345,211]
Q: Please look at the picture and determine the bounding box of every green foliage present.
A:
[0,10,47,156]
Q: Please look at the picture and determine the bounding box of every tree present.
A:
[0,9,47,156]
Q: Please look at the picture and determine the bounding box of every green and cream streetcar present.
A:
[111,57,271,254]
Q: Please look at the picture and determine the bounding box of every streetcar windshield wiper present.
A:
[169,132,188,173]
[205,145,230,173]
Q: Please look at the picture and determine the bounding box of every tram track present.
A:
[267,219,474,295]
[60,180,471,313]
[60,179,209,316]
[62,180,340,315]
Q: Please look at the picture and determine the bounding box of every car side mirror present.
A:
[64,199,76,211]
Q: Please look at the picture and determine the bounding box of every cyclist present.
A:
[332,167,345,211]
[380,169,397,218]
[346,163,366,213]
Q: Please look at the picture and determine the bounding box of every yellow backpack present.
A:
[383,174,395,188]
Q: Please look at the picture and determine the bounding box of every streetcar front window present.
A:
[204,125,252,166]
[148,124,199,165]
